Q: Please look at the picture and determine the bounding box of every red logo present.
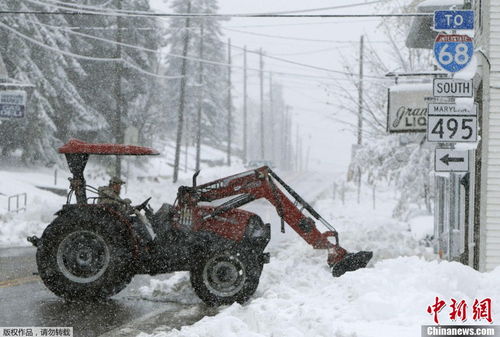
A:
[427,297,493,324]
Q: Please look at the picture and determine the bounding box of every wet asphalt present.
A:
[0,247,214,337]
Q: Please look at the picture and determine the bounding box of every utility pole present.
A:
[173,1,191,183]
[295,126,299,171]
[227,38,232,166]
[283,106,290,170]
[269,72,274,163]
[356,35,364,203]
[195,23,204,172]
[114,0,123,178]
[243,45,248,164]
[259,48,265,159]
[357,35,364,146]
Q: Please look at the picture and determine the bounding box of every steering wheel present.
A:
[134,197,152,211]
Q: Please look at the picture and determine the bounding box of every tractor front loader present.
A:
[29,139,372,306]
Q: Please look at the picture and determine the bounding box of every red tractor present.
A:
[28,139,372,306]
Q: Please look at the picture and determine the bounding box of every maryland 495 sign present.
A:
[434,34,473,73]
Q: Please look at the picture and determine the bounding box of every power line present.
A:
[270,47,340,57]
[25,19,383,82]
[235,45,385,79]
[0,21,117,62]
[0,22,183,79]
[223,19,380,29]
[223,27,398,45]
[2,0,434,18]
[223,27,367,43]
[21,0,387,17]
[0,10,434,18]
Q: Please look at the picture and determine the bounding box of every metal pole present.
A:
[295,126,299,171]
[243,45,248,164]
[373,184,376,209]
[269,72,274,163]
[173,1,191,183]
[227,38,232,166]
[195,23,204,172]
[114,0,123,178]
[259,48,265,159]
[357,35,364,146]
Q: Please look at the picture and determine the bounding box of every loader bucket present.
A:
[331,251,373,277]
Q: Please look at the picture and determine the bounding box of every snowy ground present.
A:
[2,147,498,337]
[137,182,499,337]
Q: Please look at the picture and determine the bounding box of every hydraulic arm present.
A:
[179,166,372,277]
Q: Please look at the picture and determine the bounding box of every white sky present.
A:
[150,0,392,173]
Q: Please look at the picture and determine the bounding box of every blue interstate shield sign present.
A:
[434,10,474,30]
[433,34,473,73]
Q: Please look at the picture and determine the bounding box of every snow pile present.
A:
[139,272,201,305]
[135,183,471,337]
[138,245,499,337]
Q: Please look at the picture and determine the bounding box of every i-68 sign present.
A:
[427,103,477,142]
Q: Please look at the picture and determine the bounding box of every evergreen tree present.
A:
[66,0,167,145]
[165,0,230,147]
[0,0,167,164]
[0,1,105,164]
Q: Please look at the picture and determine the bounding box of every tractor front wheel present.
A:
[190,248,263,306]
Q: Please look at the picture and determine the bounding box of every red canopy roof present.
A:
[58,139,160,156]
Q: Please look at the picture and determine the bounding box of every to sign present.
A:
[433,79,473,97]
[434,10,474,30]
[0,91,27,119]
[435,149,469,172]
[434,34,473,73]
[427,103,477,143]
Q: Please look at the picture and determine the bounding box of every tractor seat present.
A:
[152,203,173,233]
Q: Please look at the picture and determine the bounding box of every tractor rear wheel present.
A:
[190,248,263,306]
[36,214,134,301]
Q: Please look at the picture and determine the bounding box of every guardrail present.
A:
[8,193,27,213]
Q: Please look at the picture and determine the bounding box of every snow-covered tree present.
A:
[0,1,106,164]
[0,0,167,164]
[327,0,434,217]
[164,0,230,147]
[66,0,167,145]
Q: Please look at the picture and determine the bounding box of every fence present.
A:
[8,193,27,213]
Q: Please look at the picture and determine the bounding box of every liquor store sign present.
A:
[387,84,432,133]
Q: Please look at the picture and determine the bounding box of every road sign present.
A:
[433,78,473,97]
[434,34,473,73]
[427,103,477,143]
[434,10,474,30]
[435,149,469,172]
[0,90,26,119]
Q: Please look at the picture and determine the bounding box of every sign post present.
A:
[427,103,477,143]
[434,34,474,73]
[433,78,473,98]
[434,10,474,31]
[435,148,469,172]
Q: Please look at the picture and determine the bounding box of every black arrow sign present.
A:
[440,154,465,166]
